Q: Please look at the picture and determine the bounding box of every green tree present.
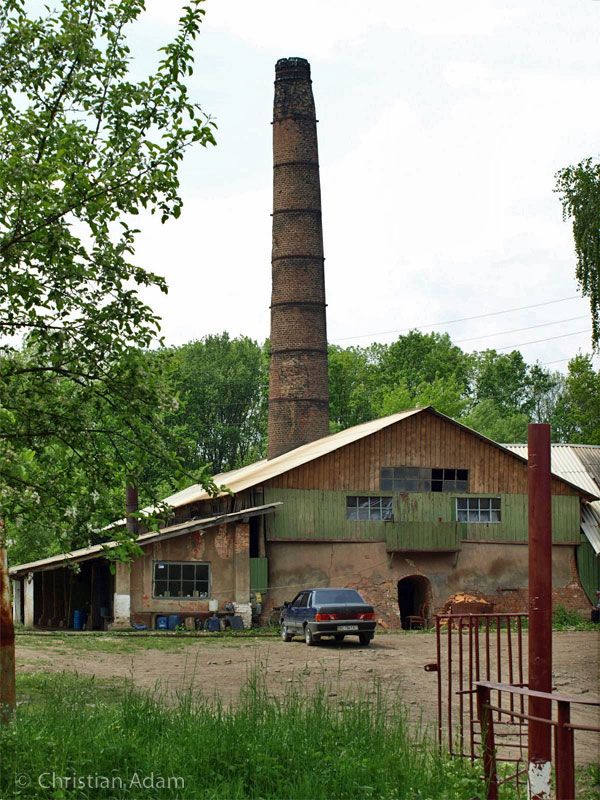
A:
[556,158,600,351]
[469,350,530,414]
[328,344,380,431]
[460,399,529,444]
[166,334,267,474]
[0,0,218,721]
[0,0,217,543]
[553,354,600,444]
[378,331,471,394]
[525,363,565,425]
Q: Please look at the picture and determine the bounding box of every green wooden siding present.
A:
[263,488,458,551]
[478,494,580,543]
[264,488,581,549]
[249,557,268,593]
[385,522,460,552]
[576,536,600,604]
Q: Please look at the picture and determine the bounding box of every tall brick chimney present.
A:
[267,57,330,460]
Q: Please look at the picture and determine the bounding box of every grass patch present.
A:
[577,764,600,800]
[552,604,598,631]
[1,669,515,800]
[15,631,274,654]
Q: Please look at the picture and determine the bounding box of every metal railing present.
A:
[426,612,529,761]
[475,681,600,800]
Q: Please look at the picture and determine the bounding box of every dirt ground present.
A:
[16,629,600,765]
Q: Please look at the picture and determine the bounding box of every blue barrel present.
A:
[156,616,168,630]
[73,610,85,630]
[167,614,181,631]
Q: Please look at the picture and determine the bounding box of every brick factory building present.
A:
[9,60,599,630]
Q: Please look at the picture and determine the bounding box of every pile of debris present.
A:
[444,592,493,616]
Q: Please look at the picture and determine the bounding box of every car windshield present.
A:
[313,589,364,604]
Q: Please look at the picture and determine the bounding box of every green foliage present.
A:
[0,669,506,800]
[460,399,529,444]
[553,354,600,444]
[379,330,470,394]
[328,344,380,431]
[552,604,597,631]
[164,333,267,474]
[469,350,530,414]
[0,0,217,556]
[556,157,600,351]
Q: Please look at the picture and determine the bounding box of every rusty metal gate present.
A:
[425,613,530,791]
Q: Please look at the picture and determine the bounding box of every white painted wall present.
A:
[24,573,34,627]
[111,561,131,628]
[11,579,22,624]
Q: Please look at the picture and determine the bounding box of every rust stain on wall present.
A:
[190,531,205,560]
[215,525,233,560]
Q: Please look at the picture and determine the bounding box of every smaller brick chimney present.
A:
[267,58,330,460]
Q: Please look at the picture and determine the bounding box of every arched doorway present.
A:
[397,575,431,629]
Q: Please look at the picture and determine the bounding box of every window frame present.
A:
[381,466,469,493]
[455,497,501,523]
[346,495,394,522]
[152,560,211,600]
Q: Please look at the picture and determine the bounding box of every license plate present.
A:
[338,625,358,631]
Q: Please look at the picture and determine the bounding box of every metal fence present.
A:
[475,681,600,800]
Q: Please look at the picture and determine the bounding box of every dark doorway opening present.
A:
[33,560,113,629]
[397,574,431,629]
[249,516,260,558]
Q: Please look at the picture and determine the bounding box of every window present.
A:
[456,497,501,523]
[346,496,393,521]
[381,467,469,493]
[153,561,210,599]
[291,592,310,608]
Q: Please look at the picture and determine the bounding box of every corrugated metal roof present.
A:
[505,443,600,555]
[505,444,600,499]
[9,503,280,576]
[582,504,600,555]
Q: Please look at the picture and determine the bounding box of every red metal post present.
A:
[0,541,16,724]
[556,701,575,800]
[527,423,552,798]
[476,684,499,800]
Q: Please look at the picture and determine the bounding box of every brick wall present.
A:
[268,57,330,459]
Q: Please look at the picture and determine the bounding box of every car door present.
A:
[296,591,312,629]
[286,593,304,631]
[296,592,312,631]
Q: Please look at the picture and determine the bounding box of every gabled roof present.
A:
[130,408,427,516]
[143,407,594,515]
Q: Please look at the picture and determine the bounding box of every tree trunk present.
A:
[0,528,16,724]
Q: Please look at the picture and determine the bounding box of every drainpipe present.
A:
[527,423,552,799]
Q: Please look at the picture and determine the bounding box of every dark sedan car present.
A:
[280,588,376,646]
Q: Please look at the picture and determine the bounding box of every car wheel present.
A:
[334,634,345,642]
[305,625,317,646]
[281,624,293,642]
[359,633,372,646]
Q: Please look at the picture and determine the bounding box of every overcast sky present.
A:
[130,0,599,372]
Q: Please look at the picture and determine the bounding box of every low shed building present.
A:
[10,407,598,630]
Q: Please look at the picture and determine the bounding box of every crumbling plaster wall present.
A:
[265,540,589,629]
[127,522,249,627]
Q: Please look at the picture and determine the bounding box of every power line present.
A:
[332,295,581,342]
[453,316,588,345]
[494,329,591,352]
